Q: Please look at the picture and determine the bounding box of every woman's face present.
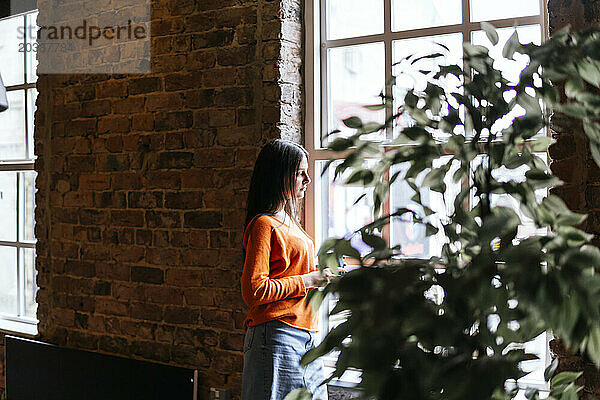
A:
[294,156,311,199]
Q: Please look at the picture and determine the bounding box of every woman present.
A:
[241,139,333,400]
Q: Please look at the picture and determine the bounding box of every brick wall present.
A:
[2,1,596,400]
[0,0,302,399]
[548,0,600,399]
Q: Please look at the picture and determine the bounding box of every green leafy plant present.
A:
[294,24,600,400]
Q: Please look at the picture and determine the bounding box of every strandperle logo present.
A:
[10,0,151,74]
[18,19,147,46]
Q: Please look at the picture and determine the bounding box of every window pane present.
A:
[472,25,541,84]
[471,0,540,22]
[0,172,17,242]
[0,15,25,87]
[22,247,37,318]
[326,42,385,145]
[20,171,37,242]
[392,0,461,32]
[490,153,548,239]
[518,331,550,387]
[26,12,38,84]
[471,153,548,240]
[471,26,542,139]
[316,160,375,257]
[27,88,37,160]
[392,33,463,137]
[0,90,26,160]
[326,0,384,40]
[390,157,461,258]
[0,246,18,315]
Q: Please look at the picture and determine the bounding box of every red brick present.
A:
[220,332,244,351]
[216,45,253,66]
[111,246,145,263]
[181,168,215,188]
[145,211,181,229]
[65,261,95,278]
[164,71,203,91]
[131,113,154,131]
[99,335,129,354]
[69,331,99,350]
[157,231,173,249]
[128,77,162,95]
[146,287,183,305]
[121,321,154,340]
[67,155,96,172]
[181,249,220,266]
[191,29,234,49]
[112,172,142,190]
[110,210,145,227]
[105,136,124,152]
[79,174,110,190]
[130,303,163,322]
[113,97,145,114]
[164,191,204,209]
[97,81,127,98]
[155,112,194,131]
[188,50,216,69]
[143,171,181,189]
[82,100,111,117]
[164,306,199,325]
[182,89,215,108]
[165,132,184,149]
[201,309,234,330]
[96,299,129,316]
[130,340,170,363]
[63,191,94,207]
[131,266,164,284]
[128,191,163,208]
[66,295,95,313]
[209,230,229,248]
[95,263,130,281]
[146,248,181,266]
[184,288,215,306]
[184,211,222,228]
[94,191,127,208]
[98,116,130,134]
[202,68,237,88]
[189,230,209,247]
[145,93,183,111]
[97,154,131,172]
[165,269,203,287]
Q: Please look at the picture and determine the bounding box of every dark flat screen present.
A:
[5,336,198,400]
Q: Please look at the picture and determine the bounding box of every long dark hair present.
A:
[244,139,309,230]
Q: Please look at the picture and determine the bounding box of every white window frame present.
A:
[304,0,551,390]
[0,10,38,336]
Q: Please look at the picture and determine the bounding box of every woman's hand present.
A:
[301,268,337,289]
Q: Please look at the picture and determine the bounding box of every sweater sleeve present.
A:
[241,217,307,307]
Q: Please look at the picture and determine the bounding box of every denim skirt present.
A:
[242,320,328,400]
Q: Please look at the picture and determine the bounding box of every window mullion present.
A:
[320,0,329,149]
[462,0,472,46]
[23,15,27,88]
[383,0,392,142]
[16,172,23,317]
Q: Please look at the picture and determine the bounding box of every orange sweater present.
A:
[241,214,317,331]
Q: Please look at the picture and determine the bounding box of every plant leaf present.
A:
[283,388,313,400]
[587,325,600,367]
[481,21,499,46]
[551,371,582,388]
[502,30,521,59]
[343,116,363,129]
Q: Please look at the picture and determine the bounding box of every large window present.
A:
[304,0,550,391]
[0,11,38,335]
